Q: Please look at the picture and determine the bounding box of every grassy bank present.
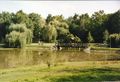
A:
[91,47,120,51]
[0,43,55,50]
[0,61,120,82]
[1,43,120,51]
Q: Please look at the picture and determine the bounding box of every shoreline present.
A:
[0,43,120,51]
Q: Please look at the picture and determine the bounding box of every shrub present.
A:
[108,33,120,48]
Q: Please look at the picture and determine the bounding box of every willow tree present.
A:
[42,24,57,42]
[5,23,32,48]
[5,31,26,48]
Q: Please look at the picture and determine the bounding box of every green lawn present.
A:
[0,61,120,82]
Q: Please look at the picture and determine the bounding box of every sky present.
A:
[0,1,120,18]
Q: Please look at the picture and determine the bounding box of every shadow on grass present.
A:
[50,68,120,82]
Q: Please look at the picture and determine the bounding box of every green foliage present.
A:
[26,29,33,44]
[13,10,34,30]
[5,24,32,48]
[103,30,109,43]
[14,10,28,24]
[0,12,13,25]
[0,10,120,48]
[69,13,90,42]
[90,10,108,42]
[45,15,69,43]
[57,28,69,43]
[46,14,53,24]
[59,33,81,43]
[5,31,26,48]
[106,10,120,34]
[108,34,120,48]
[63,33,75,43]
[42,25,57,42]
[29,13,45,42]
[8,23,27,33]
[73,36,81,43]
[0,12,13,42]
[87,32,94,43]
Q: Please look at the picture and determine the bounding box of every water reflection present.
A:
[0,49,120,69]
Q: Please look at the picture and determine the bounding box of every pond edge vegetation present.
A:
[0,10,120,49]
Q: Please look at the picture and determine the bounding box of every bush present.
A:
[108,34,120,48]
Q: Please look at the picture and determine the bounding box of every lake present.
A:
[0,49,120,69]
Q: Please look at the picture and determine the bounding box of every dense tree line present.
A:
[0,10,120,48]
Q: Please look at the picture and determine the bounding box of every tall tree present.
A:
[29,13,45,42]
[0,12,13,42]
[13,10,34,30]
[106,10,120,34]
[5,24,32,48]
[90,10,108,42]
[46,14,53,24]
[69,13,91,42]
[42,24,57,42]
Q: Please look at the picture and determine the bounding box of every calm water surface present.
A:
[0,49,120,69]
